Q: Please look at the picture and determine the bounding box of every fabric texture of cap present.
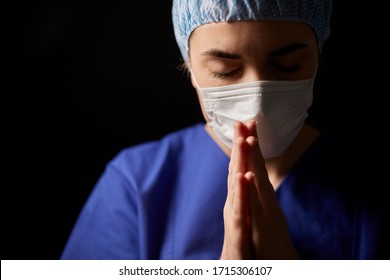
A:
[172,0,333,62]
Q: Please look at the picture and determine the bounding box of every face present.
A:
[188,20,319,123]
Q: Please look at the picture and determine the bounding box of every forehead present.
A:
[189,20,317,53]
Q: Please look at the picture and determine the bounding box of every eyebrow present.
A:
[200,49,242,59]
[200,43,309,60]
[267,43,309,57]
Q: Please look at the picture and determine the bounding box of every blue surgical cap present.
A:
[172,0,332,62]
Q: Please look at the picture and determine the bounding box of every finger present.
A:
[227,172,251,259]
[232,173,247,225]
[246,135,277,206]
[245,120,257,138]
[244,121,267,179]
[227,133,242,209]
[228,122,241,183]
[245,122,272,188]
[246,135,267,174]
[228,122,248,188]
[236,120,251,138]
[227,122,240,202]
[245,170,265,256]
[234,121,250,173]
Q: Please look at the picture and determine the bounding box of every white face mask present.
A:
[194,78,314,158]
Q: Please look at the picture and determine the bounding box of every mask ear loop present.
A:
[187,66,215,129]
[188,65,202,91]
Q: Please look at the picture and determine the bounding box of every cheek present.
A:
[306,51,320,76]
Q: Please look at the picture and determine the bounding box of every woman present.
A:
[61,0,384,259]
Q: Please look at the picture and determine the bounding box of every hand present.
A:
[220,120,299,260]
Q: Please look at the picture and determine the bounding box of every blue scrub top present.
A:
[61,123,385,259]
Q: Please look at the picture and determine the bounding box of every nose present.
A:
[242,64,270,82]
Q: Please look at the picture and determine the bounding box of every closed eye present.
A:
[210,68,242,79]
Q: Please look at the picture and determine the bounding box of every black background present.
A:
[3,1,382,260]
